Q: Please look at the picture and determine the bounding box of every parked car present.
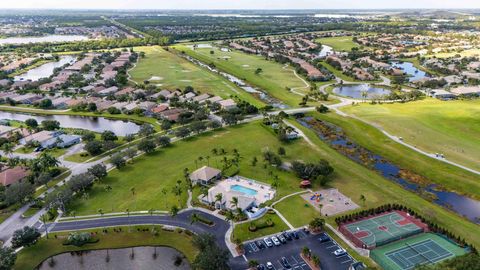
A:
[271,236,281,246]
[283,231,292,240]
[266,262,274,270]
[303,227,310,234]
[257,264,266,270]
[278,234,287,244]
[334,248,347,257]
[264,237,273,247]
[318,232,331,243]
[256,240,266,249]
[281,257,291,268]
[291,231,299,239]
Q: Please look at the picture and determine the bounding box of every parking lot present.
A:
[243,229,355,270]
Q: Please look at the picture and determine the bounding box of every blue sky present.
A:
[1,0,479,9]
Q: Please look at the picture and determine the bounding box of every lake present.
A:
[0,35,89,45]
[14,55,76,81]
[318,45,334,57]
[391,61,429,82]
[0,111,140,136]
[333,84,391,99]
[38,246,190,270]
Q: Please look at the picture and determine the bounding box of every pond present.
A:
[0,111,140,136]
[297,117,480,224]
[318,45,334,57]
[14,55,76,81]
[333,84,391,99]
[391,61,429,82]
[38,246,190,270]
[0,35,89,45]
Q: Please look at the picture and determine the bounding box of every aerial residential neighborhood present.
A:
[0,2,479,270]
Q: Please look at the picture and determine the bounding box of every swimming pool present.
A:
[231,184,258,196]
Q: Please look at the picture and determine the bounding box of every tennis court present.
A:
[371,233,468,270]
[339,211,426,248]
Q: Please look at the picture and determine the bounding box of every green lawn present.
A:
[14,225,197,270]
[273,194,320,228]
[173,44,313,107]
[64,151,92,163]
[130,46,264,107]
[341,98,480,174]
[288,117,480,249]
[68,122,325,216]
[315,36,359,52]
[14,146,35,154]
[233,212,289,242]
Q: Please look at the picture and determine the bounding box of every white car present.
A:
[334,248,347,256]
[271,236,281,246]
[266,262,274,270]
[263,237,273,247]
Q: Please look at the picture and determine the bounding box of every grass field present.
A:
[341,99,480,173]
[130,46,264,107]
[273,194,320,228]
[14,226,197,270]
[315,36,359,52]
[173,44,312,107]
[68,122,326,216]
[289,117,480,249]
[309,110,480,200]
[233,212,289,242]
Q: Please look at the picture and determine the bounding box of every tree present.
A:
[175,127,191,138]
[11,226,40,248]
[124,147,137,161]
[138,124,155,137]
[230,196,238,209]
[190,121,207,134]
[81,132,96,142]
[84,140,103,156]
[309,217,325,232]
[311,254,320,266]
[124,134,135,142]
[302,246,311,259]
[2,143,14,158]
[277,147,286,156]
[248,260,259,267]
[192,234,229,270]
[137,138,156,153]
[170,205,179,217]
[4,181,34,205]
[110,153,126,169]
[67,173,95,193]
[25,118,38,129]
[101,130,118,142]
[255,67,263,75]
[41,120,60,130]
[156,136,171,147]
[34,172,52,188]
[38,99,53,109]
[88,164,108,180]
[160,120,172,131]
[316,104,329,113]
[360,194,366,206]
[0,246,16,270]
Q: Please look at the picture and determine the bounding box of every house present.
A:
[20,130,55,145]
[218,99,237,110]
[51,97,73,109]
[160,108,185,122]
[98,86,118,96]
[114,87,135,97]
[206,96,223,103]
[450,86,480,96]
[41,134,81,149]
[190,166,222,186]
[0,125,18,137]
[151,104,169,114]
[0,167,29,186]
[430,89,456,100]
[193,93,210,103]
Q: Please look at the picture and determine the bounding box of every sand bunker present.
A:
[149,76,163,81]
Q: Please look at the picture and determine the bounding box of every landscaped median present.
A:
[14,225,197,270]
[233,210,289,242]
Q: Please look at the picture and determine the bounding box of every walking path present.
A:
[282,64,310,96]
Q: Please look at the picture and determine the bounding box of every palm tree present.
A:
[148,208,154,216]
[230,196,239,209]
[98,208,104,216]
[211,148,218,156]
[360,194,366,206]
[171,184,183,207]
[205,155,210,166]
[161,188,168,207]
[190,213,199,224]
[2,142,14,158]
[311,255,320,266]
[215,193,223,208]
[302,246,311,259]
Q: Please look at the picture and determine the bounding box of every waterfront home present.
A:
[11,93,43,104]
[0,167,29,186]
[430,89,456,100]
[41,134,81,149]
[20,130,56,145]
[190,166,222,186]
[51,97,73,109]
[450,86,480,96]
[218,99,237,110]
[151,104,169,114]
[0,125,18,137]
[159,108,185,122]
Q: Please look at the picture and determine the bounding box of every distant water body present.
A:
[0,35,88,45]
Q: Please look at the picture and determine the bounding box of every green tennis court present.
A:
[339,211,425,248]
[371,233,468,270]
